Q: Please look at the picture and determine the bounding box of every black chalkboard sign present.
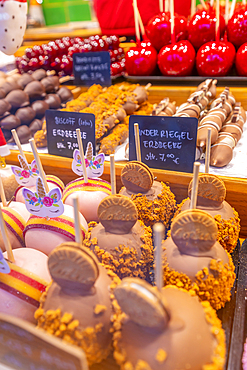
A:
[0,313,88,370]
[46,109,95,158]
[129,115,198,173]
[73,51,111,86]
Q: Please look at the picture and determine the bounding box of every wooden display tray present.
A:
[6,149,247,239]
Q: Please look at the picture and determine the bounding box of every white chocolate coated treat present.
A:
[0,248,51,323]
[24,204,88,255]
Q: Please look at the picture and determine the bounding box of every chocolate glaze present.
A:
[90,221,145,260]
[57,86,73,103]
[42,264,113,358]
[1,81,21,95]
[163,236,229,281]
[0,99,11,116]
[18,73,34,89]
[8,125,32,144]
[24,81,46,100]
[2,128,12,141]
[180,198,235,220]
[45,93,61,109]
[0,114,21,130]
[0,88,6,99]
[15,107,36,125]
[120,180,163,200]
[118,287,217,370]
[41,76,60,93]
[32,69,47,81]
[31,100,49,119]
[29,118,43,134]
[5,90,30,110]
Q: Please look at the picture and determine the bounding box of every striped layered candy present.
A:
[62,178,112,223]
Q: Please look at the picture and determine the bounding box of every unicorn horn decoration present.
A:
[86,142,93,162]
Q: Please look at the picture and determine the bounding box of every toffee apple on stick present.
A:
[157,0,196,76]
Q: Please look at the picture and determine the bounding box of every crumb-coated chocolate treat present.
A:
[0,99,11,116]
[113,278,226,370]
[29,118,43,135]
[176,173,240,253]
[0,114,21,130]
[35,242,121,366]
[5,90,30,110]
[163,209,235,310]
[31,100,49,119]
[17,73,34,89]
[45,93,61,109]
[41,76,60,93]
[32,69,47,81]
[84,194,153,280]
[57,86,73,103]
[1,80,21,95]
[119,161,177,230]
[8,125,32,144]
[24,81,46,100]
[15,106,36,125]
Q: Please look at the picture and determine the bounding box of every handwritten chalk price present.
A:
[129,115,198,173]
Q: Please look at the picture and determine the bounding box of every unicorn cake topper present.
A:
[72,142,105,178]
[22,177,64,218]
[11,155,39,187]
[0,249,10,274]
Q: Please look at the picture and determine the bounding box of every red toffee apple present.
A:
[196,41,236,76]
[188,7,226,50]
[125,41,157,76]
[146,12,188,51]
[158,40,196,76]
[236,42,247,75]
[227,8,247,49]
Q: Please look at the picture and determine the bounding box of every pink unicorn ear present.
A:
[95,153,105,164]
[22,187,35,200]
[11,166,22,177]
[48,187,62,202]
[31,159,38,172]
[73,149,80,161]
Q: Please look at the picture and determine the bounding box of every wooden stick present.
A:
[216,0,220,42]
[229,0,236,19]
[199,0,207,9]
[7,69,18,76]
[190,162,200,209]
[0,176,7,207]
[133,0,140,43]
[76,128,88,183]
[205,128,212,173]
[110,154,116,195]
[243,0,246,6]
[159,0,164,12]
[29,138,49,194]
[191,0,197,17]
[119,36,127,42]
[0,205,14,262]
[170,0,176,44]
[72,195,82,245]
[153,222,165,291]
[225,0,229,23]
[59,75,72,84]
[165,0,169,12]
[210,0,214,7]
[11,129,26,161]
[136,6,145,37]
[47,70,56,76]
[134,123,141,162]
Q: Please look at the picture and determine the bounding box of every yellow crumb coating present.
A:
[84,222,153,280]
[176,198,240,253]
[112,286,226,370]
[163,252,236,310]
[130,182,177,229]
[35,267,121,366]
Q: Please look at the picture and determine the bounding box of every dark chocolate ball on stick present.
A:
[41,76,60,93]
[32,69,47,81]
[24,81,46,100]
[17,73,35,89]
[15,107,36,125]
[57,86,73,103]
[29,118,43,135]
[5,90,30,110]
[31,100,49,119]
[8,125,32,144]
[0,100,11,116]
[45,93,61,109]
[0,114,21,130]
